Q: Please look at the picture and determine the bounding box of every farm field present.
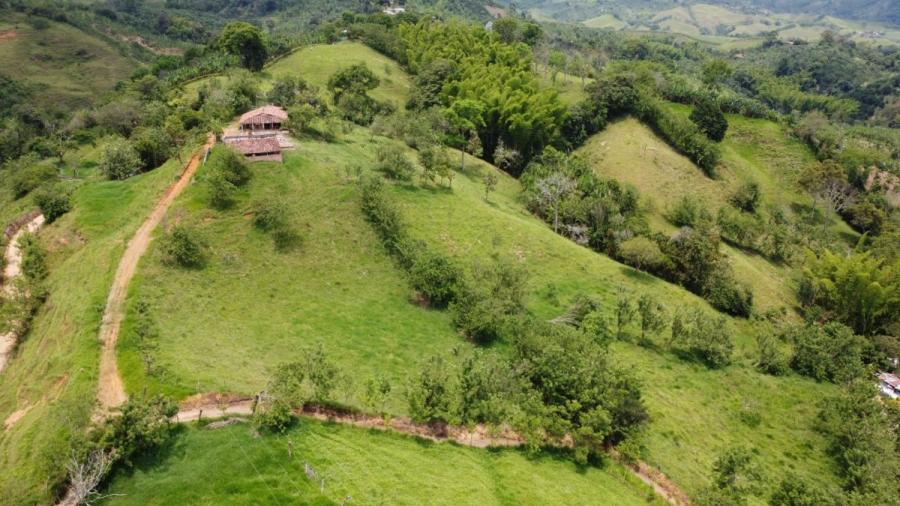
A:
[99,421,660,505]
[0,12,137,112]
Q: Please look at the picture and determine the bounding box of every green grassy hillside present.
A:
[100,421,660,505]
[183,42,411,109]
[0,12,137,112]
[0,142,199,505]
[110,42,845,501]
[118,139,463,411]
[576,113,857,313]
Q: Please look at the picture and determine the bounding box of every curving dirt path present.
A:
[95,134,215,415]
[175,394,689,505]
[0,212,45,374]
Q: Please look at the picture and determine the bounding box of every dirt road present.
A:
[96,135,215,414]
[0,213,45,374]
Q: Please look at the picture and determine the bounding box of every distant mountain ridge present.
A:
[520,0,899,26]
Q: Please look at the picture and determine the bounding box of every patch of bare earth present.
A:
[0,213,45,374]
[0,30,17,41]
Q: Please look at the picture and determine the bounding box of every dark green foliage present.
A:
[408,354,457,425]
[359,176,407,255]
[269,345,340,406]
[695,447,762,506]
[19,233,47,283]
[266,75,311,107]
[252,199,288,231]
[513,322,649,461]
[328,63,379,101]
[666,195,708,228]
[755,327,789,376]
[451,259,527,344]
[798,250,899,336]
[90,395,178,468]
[408,249,460,308]
[636,96,721,177]
[787,322,866,383]
[33,184,71,223]
[769,475,839,506]
[729,181,761,213]
[690,97,728,142]
[99,139,142,180]
[704,267,754,318]
[205,171,237,209]
[207,146,251,187]
[818,381,900,502]
[375,145,416,181]
[252,198,301,252]
[637,294,667,342]
[10,161,57,199]
[131,126,174,171]
[336,92,390,126]
[406,59,457,111]
[160,225,208,269]
[669,308,733,368]
[218,22,267,71]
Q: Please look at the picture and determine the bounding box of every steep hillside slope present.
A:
[0,143,200,505]
[0,12,138,112]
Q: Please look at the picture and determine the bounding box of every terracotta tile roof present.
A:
[880,372,900,389]
[225,137,281,155]
[239,105,288,124]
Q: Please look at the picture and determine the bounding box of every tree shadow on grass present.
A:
[620,265,659,286]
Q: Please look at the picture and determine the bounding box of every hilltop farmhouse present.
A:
[222,105,294,162]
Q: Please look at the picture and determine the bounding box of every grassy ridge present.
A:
[100,421,660,505]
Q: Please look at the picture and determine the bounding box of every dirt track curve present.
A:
[96,134,215,414]
[0,212,45,374]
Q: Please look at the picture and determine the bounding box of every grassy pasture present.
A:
[0,12,136,112]
[100,421,660,505]
[582,14,627,30]
[118,137,463,411]
[0,143,197,505]
[182,42,411,110]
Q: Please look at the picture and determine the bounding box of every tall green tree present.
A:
[218,22,268,71]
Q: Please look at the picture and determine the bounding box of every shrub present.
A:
[251,396,294,433]
[33,184,71,223]
[131,126,173,171]
[408,249,460,308]
[689,97,728,142]
[252,199,289,231]
[91,395,177,468]
[704,266,753,317]
[99,139,141,180]
[207,146,251,186]
[729,180,761,213]
[617,236,669,272]
[360,176,407,253]
[19,233,48,283]
[787,322,866,383]
[205,171,237,209]
[451,259,527,344]
[666,195,707,227]
[376,144,416,181]
[10,161,56,198]
[160,225,207,268]
[669,308,733,367]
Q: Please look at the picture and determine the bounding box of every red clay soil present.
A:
[175,396,690,505]
[95,135,216,416]
[0,30,17,41]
